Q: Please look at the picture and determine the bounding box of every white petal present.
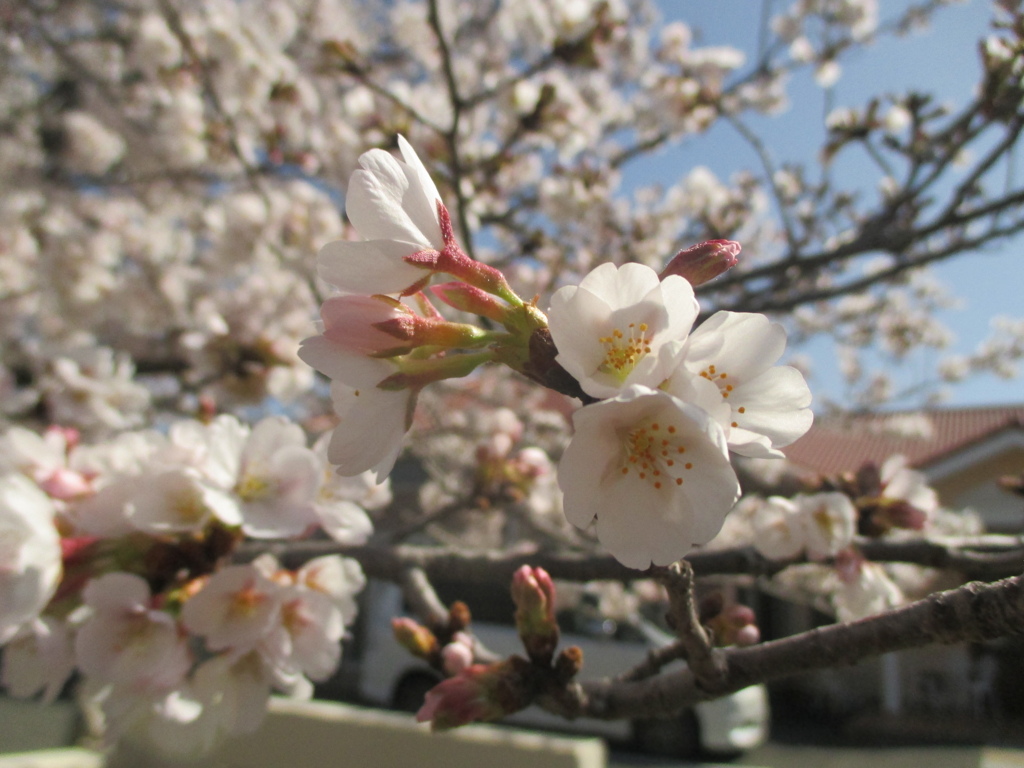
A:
[317,500,374,545]
[578,262,661,308]
[298,336,393,388]
[658,275,700,335]
[732,366,814,448]
[326,383,411,480]
[687,312,787,378]
[318,238,433,295]
[595,478,693,568]
[550,285,614,386]
[347,159,421,242]
[397,135,444,246]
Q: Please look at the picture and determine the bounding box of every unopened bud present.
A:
[707,603,760,648]
[511,565,559,665]
[860,498,928,536]
[448,601,471,633]
[416,657,533,731]
[441,634,475,675]
[392,617,439,660]
[554,645,584,683]
[659,240,740,286]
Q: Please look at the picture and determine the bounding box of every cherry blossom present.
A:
[277,585,344,682]
[297,555,366,626]
[665,311,813,458]
[74,573,192,695]
[751,496,806,560]
[0,474,62,644]
[831,561,904,622]
[0,618,75,702]
[232,417,322,539]
[797,492,857,559]
[547,262,699,399]
[180,565,284,654]
[124,468,241,534]
[558,385,739,569]
[880,455,938,522]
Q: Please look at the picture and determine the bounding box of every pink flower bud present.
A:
[658,240,740,286]
[441,635,474,675]
[416,657,532,731]
[321,295,415,355]
[735,624,761,646]
[707,603,760,647]
[834,547,865,584]
[38,468,92,501]
[880,500,929,531]
[511,565,559,665]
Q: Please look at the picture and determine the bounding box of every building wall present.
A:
[930,446,1024,532]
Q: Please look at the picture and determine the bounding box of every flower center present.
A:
[172,485,208,525]
[812,505,836,538]
[699,364,745,428]
[235,473,272,502]
[618,420,693,490]
[598,323,652,381]
[229,583,268,619]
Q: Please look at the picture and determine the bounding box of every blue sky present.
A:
[641,0,1022,409]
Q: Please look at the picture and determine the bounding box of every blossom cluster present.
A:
[302,137,813,569]
[2,0,988,434]
[713,454,972,622]
[0,416,382,751]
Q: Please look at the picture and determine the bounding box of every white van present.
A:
[355,579,769,759]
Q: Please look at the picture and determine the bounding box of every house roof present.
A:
[783,404,1024,476]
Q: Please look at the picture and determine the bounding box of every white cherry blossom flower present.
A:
[666,311,813,458]
[297,555,366,626]
[558,385,739,569]
[277,585,344,682]
[125,468,241,534]
[831,562,904,622]
[0,474,62,644]
[181,564,283,654]
[751,496,806,560]
[548,262,699,399]
[74,572,192,694]
[796,492,857,559]
[232,417,322,539]
[318,136,444,295]
[880,454,938,520]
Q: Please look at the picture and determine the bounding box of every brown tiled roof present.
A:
[783,404,1024,476]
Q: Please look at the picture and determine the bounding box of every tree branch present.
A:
[573,572,1024,720]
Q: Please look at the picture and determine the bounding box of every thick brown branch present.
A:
[576,572,1024,720]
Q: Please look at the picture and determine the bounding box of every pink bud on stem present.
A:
[416,656,533,731]
[659,240,740,286]
[511,565,559,665]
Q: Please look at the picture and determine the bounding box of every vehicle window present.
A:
[431,580,517,626]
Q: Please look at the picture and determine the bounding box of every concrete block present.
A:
[105,698,607,768]
[0,699,81,755]
[212,698,607,768]
[0,749,102,768]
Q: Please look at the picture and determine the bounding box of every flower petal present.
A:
[326,382,412,481]
[318,238,432,295]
